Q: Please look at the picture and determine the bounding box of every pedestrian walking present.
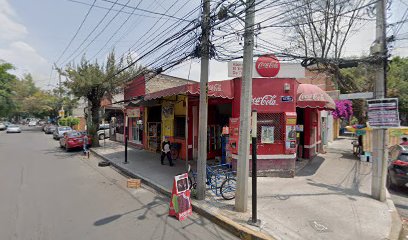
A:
[83,133,89,157]
[161,136,174,166]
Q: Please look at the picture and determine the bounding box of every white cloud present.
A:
[0,0,50,88]
[0,0,27,41]
[0,41,50,85]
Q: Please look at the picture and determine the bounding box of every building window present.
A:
[174,116,186,138]
[257,113,284,144]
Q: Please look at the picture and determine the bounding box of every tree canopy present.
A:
[59,51,143,146]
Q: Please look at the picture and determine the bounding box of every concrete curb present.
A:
[386,190,403,240]
[91,149,276,240]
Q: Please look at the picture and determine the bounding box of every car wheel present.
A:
[99,134,105,140]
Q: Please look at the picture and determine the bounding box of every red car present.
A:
[59,131,92,151]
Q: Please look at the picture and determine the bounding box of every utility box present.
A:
[127,179,141,189]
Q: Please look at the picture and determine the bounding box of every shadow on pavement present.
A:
[296,156,324,177]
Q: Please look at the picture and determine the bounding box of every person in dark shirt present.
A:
[401,137,408,146]
[161,136,174,166]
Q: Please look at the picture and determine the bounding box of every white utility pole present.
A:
[197,0,210,200]
[235,0,255,212]
[371,0,388,202]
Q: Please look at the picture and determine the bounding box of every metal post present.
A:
[197,0,210,200]
[235,0,255,212]
[248,110,260,226]
[124,115,129,164]
[185,96,189,172]
[371,0,387,202]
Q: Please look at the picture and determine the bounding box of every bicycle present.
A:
[220,176,236,200]
[187,164,236,200]
[170,143,180,161]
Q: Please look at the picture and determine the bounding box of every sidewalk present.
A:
[91,139,401,240]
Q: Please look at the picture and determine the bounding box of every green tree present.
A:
[59,52,142,147]
[387,57,408,125]
[339,57,408,125]
[58,116,80,128]
[0,62,17,117]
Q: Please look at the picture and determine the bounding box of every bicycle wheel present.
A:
[220,178,236,200]
[170,148,179,161]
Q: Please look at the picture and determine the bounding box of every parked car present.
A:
[28,121,37,127]
[97,123,111,140]
[53,126,72,140]
[60,131,92,151]
[44,125,57,134]
[387,145,408,189]
[0,122,6,130]
[6,125,21,133]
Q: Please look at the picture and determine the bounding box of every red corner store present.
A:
[124,74,335,177]
[125,55,335,177]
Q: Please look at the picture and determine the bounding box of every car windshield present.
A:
[59,127,71,131]
[67,132,81,137]
[8,125,18,128]
[399,153,408,162]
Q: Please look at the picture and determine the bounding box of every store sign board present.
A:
[281,96,293,102]
[227,61,305,78]
[169,173,192,221]
[367,98,400,128]
[340,92,373,100]
[255,55,280,77]
[127,108,140,118]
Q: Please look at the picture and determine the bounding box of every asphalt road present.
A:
[0,126,237,240]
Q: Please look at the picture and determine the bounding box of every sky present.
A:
[0,0,407,90]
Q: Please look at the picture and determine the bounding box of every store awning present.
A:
[144,80,234,100]
[296,84,335,110]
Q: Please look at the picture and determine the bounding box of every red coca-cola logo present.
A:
[252,95,277,106]
[255,55,280,77]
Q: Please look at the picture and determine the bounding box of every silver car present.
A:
[53,126,72,140]
[0,123,6,130]
[6,125,21,133]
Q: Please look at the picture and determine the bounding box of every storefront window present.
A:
[130,117,143,144]
[257,113,284,143]
[174,116,185,138]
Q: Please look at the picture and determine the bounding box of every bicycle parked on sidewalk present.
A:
[187,164,236,200]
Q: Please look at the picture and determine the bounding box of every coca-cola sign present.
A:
[298,93,325,101]
[255,55,280,77]
[252,95,277,106]
[208,83,222,92]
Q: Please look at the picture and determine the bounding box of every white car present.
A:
[28,121,37,126]
[6,125,21,133]
[0,123,6,130]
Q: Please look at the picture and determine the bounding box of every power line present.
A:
[99,0,193,22]
[59,0,120,66]
[67,0,176,20]
[55,0,97,65]
[89,0,144,60]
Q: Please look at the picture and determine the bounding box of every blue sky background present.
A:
[0,0,407,89]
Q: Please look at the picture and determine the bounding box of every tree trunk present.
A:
[90,99,100,147]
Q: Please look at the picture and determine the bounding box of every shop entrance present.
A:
[207,103,232,160]
[296,108,305,158]
[147,106,162,152]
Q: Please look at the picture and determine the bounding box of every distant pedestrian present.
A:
[161,136,174,166]
[83,133,89,157]
[401,137,408,146]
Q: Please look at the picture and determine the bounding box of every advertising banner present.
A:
[169,173,192,221]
